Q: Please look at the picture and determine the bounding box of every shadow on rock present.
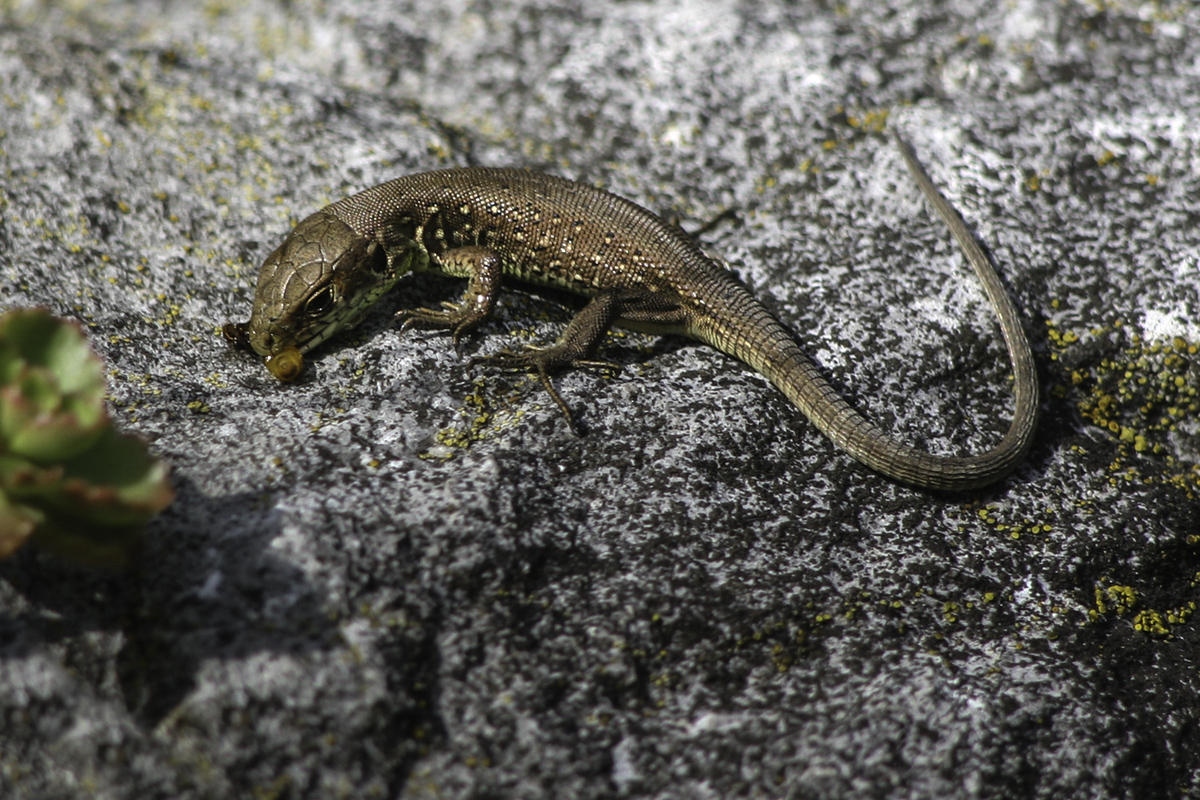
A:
[0,474,336,729]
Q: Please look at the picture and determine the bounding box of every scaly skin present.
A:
[224,134,1038,490]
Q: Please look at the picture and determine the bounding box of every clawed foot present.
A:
[395,302,486,354]
[469,345,622,435]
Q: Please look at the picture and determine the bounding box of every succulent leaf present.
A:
[0,489,39,560]
[0,310,108,462]
[0,309,174,567]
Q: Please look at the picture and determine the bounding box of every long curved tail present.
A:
[694,134,1038,490]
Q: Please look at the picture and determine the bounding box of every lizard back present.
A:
[326,167,750,316]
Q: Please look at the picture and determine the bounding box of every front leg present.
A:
[395,246,503,350]
[472,289,689,434]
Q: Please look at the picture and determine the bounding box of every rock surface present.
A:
[2,1,1199,797]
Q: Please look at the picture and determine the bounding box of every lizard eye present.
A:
[305,286,335,317]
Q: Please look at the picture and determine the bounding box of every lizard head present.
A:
[223,211,414,381]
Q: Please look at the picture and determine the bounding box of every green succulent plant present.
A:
[0,309,173,568]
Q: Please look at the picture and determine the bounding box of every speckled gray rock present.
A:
[2,1,1199,798]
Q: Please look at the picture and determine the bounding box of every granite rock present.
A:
[1,1,1199,797]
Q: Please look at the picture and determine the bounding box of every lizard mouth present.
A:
[255,312,346,381]
[223,320,303,381]
[265,347,304,381]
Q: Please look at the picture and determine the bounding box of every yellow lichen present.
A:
[1089,580,1190,637]
[1050,322,1200,496]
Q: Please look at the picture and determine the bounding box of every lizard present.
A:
[223,134,1038,490]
